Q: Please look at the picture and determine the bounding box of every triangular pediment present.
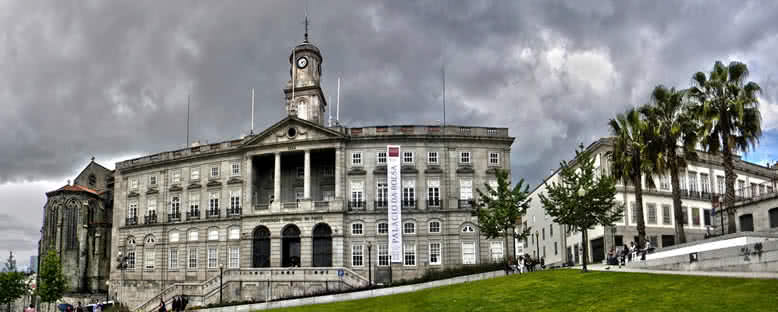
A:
[243,116,345,146]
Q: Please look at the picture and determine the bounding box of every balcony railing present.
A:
[144,214,157,224]
[313,201,330,209]
[255,202,269,210]
[458,200,474,209]
[283,202,298,209]
[187,210,200,220]
[402,200,417,209]
[126,216,138,226]
[206,209,220,219]
[227,208,242,217]
[168,212,181,222]
[375,200,388,209]
[427,199,441,209]
[348,201,366,210]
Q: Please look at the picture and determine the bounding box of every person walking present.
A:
[24,304,36,312]
[158,298,166,312]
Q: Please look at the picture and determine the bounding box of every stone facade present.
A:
[522,137,777,267]
[106,37,516,310]
[39,161,114,294]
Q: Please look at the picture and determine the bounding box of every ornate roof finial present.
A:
[303,14,310,43]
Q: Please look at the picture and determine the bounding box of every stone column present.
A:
[334,147,342,199]
[304,149,311,199]
[246,155,253,213]
[273,153,281,211]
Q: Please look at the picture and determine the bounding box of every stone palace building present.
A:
[105,34,515,310]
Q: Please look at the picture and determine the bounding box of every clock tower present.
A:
[284,18,327,125]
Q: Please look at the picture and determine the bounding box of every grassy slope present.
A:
[267,270,778,312]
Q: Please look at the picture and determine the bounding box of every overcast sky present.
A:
[2,0,778,267]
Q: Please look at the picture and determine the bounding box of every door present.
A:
[739,214,754,232]
[252,226,270,267]
[661,235,675,248]
[591,238,605,263]
[462,242,476,264]
[282,225,301,267]
[490,241,504,263]
[573,244,579,264]
[312,224,332,267]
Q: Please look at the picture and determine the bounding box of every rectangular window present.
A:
[692,207,700,226]
[660,175,670,190]
[460,179,473,200]
[662,204,672,225]
[168,248,178,269]
[351,181,364,208]
[428,152,439,164]
[630,202,638,224]
[682,206,689,225]
[404,222,416,234]
[376,152,387,165]
[549,224,554,237]
[489,152,500,166]
[490,241,504,262]
[403,180,416,206]
[352,244,364,267]
[701,173,710,193]
[147,198,157,214]
[704,209,712,226]
[403,152,414,164]
[759,184,766,197]
[404,242,416,266]
[647,203,657,224]
[351,223,363,235]
[462,242,476,264]
[429,242,441,265]
[376,181,388,205]
[169,232,179,243]
[144,249,155,269]
[230,190,241,213]
[378,244,389,266]
[229,227,240,240]
[172,170,181,184]
[211,166,219,178]
[149,175,157,186]
[126,250,136,270]
[231,161,240,176]
[429,221,441,233]
[351,152,362,166]
[427,179,440,207]
[322,167,334,177]
[209,192,219,215]
[191,168,200,181]
[680,173,686,190]
[751,183,758,197]
[171,196,181,216]
[188,248,197,269]
[768,186,774,194]
[717,176,725,194]
[554,242,558,255]
[207,247,217,269]
[460,152,471,164]
[130,179,138,190]
[229,248,239,269]
[188,231,198,241]
[688,172,698,192]
[377,223,388,234]
[128,200,138,219]
[208,229,218,241]
[189,193,200,214]
[738,180,745,196]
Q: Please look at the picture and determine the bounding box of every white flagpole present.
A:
[337,77,341,123]
[251,88,255,133]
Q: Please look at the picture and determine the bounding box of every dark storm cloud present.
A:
[2,1,778,194]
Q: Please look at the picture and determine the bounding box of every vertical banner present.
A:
[387,145,403,263]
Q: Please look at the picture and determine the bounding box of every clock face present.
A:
[296,57,308,69]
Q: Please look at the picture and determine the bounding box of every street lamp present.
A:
[367,241,373,287]
[219,264,224,304]
[105,281,110,302]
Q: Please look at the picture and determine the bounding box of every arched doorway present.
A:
[252,226,271,267]
[312,223,332,267]
[282,224,301,267]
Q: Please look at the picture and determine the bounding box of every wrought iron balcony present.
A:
[167,212,181,222]
[427,199,441,209]
[375,200,388,209]
[126,216,138,226]
[144,214,157,224]
[458,199,474,209]
[402,200,417,209]
[187,210,200,220]
[348,201,366,210]
[227,208,242,217]
[206,209,220,219]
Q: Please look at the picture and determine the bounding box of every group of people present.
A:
[159,295,188,312]
[607,241,655,267]
[504,254,545,274]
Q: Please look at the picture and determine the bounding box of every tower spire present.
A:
[303,12,310,43]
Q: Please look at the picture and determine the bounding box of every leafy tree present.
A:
[0,251,28,312]
[38,250,66,310]
[608,108,652,248]
[689,61,762,234]
[540,144,623,272]
[476,169,532,264]
[641,85,699,244]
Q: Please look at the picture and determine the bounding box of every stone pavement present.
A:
[581,263,778,279]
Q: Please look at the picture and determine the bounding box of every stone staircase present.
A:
[134,267,369,312]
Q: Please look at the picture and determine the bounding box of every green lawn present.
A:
[266,269,778,312]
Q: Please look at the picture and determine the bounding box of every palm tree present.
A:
[608,108,652,248]
[689,61,762,234]
[641,85,699,244]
